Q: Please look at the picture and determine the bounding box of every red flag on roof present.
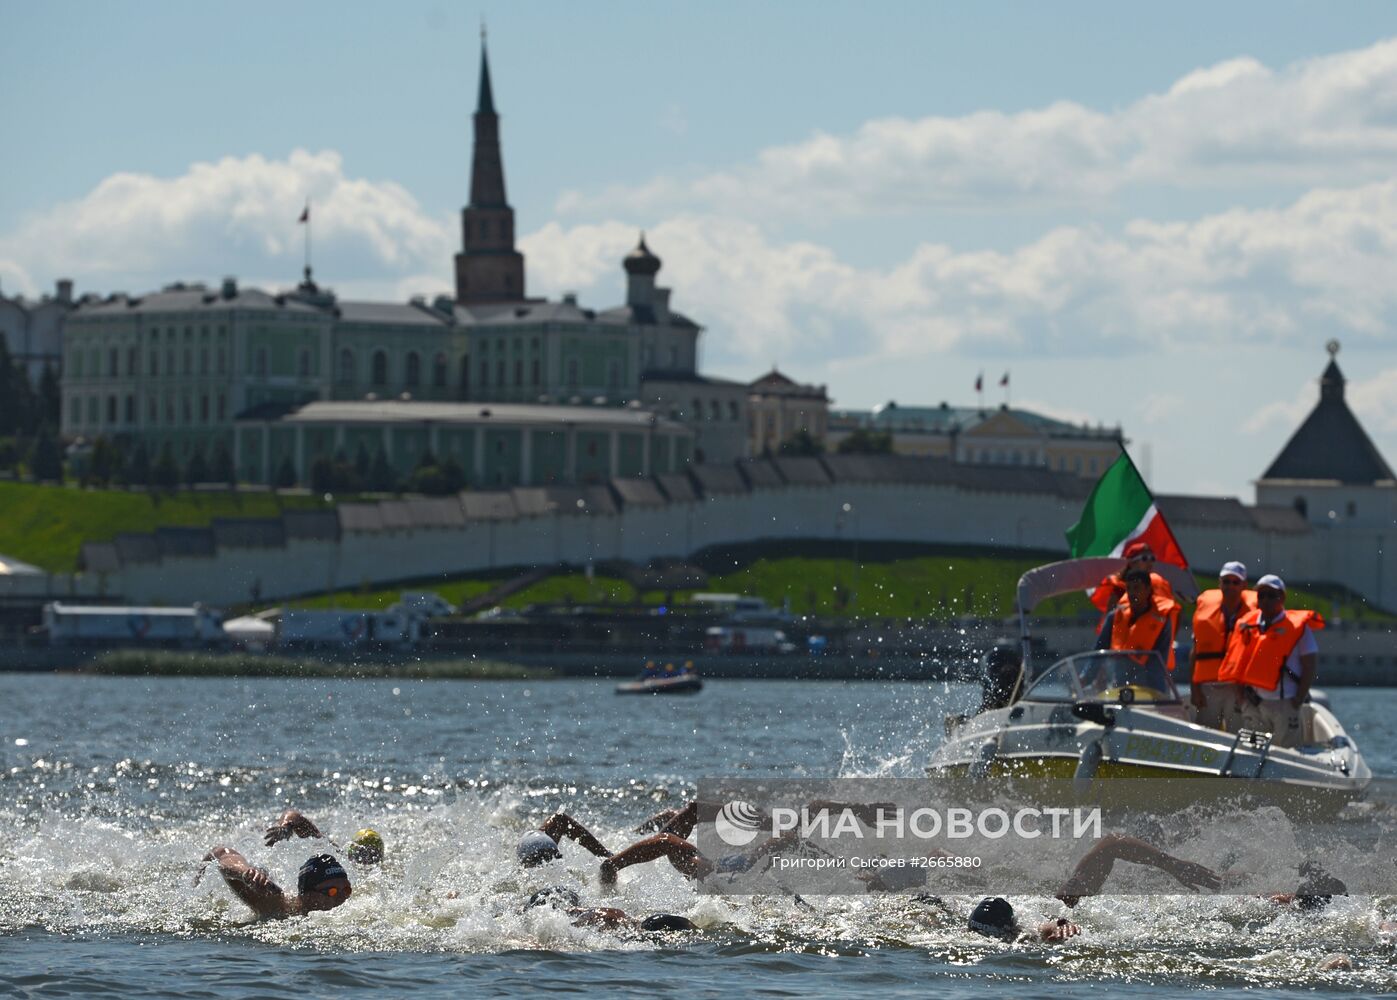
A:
[999,372,1009,387]
[298,205,310,223]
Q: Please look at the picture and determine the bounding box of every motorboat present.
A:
[615,661,703,695]
[929,558,1371,806]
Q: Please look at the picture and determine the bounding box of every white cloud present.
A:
[0,149,455,297]
[1350,366,1397,435]
[8,149,1397,382]
[557,38,1397,221]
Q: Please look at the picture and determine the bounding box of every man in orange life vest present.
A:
[1189,560,1258,731]
[1090,541,1175,614]
[1218,574,1322,749]
[1094,569,1180,670]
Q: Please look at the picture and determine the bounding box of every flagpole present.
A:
[304,198,311,280]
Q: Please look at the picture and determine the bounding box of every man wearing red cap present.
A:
[1090,541,1175,614]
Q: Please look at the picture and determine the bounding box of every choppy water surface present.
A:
[1,674,1394,998]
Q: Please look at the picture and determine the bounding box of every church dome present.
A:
[623,233,661,276]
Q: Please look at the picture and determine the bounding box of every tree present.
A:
[152,442,180,492]
[309,455,334,494]
[369,447,396,493]
[26,424,63,482]
[274,454,297,489]
[440,457,465,494]
[211,439,235,490]
[126,441,151,487]
[0,335,36,437]
[778,429,824,457]
[88,436,116,487]
[185,447,209,487]
[36,363,61,429]
[836,428,893,455]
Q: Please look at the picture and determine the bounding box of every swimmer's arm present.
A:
[1033,918,1081,943]
[264,809,323,847]
[1055,834,1220,906]
[658,801,698,839]
[205,846,288,918]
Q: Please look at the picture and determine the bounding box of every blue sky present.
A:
[4,1,1397,498]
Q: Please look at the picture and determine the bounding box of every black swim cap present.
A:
[525,886,581,911]
[968,897,1016,938]
[640,913,697,932]
[297,853,348,895]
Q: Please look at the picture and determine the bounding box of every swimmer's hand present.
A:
[1166,858,1221,893]
[599,858,618,886]
[1036,917,1081,942]
[264,809,322,847]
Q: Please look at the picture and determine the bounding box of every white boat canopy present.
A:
[1016,557,1198,615]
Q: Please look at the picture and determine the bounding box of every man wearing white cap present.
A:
[1188,561,1257,730]
[1218,574,1324,749]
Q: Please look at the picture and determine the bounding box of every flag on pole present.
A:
[999,372,1009,387]
[974,373,983,392]
[298,204,310,223]
[1066,451,1188,607]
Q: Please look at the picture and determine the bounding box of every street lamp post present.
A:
[842,501,860,616]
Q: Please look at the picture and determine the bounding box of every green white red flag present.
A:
[1065,451,1188,591]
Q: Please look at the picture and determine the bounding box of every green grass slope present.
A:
[0,481,325,573]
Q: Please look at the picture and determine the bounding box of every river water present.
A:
[1,675,1394,997]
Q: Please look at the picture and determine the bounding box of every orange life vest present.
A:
[1091,571,1175,613]
[1190,588,1258,682]
[1109,594,1180,670]
[1218,608,1324,691]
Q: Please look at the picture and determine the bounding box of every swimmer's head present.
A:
[297,853,351,911]
[640,913,697,932]
[967,896,1017,939]
[348,828,385,865]
[525,886,581,911]
[517,830,563,868]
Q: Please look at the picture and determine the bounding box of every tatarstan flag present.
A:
[1065,451,1188,570]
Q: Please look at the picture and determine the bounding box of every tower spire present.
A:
[477,24,495,115]
[455,33,525,304]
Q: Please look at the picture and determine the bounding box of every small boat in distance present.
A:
[616,660,703,695]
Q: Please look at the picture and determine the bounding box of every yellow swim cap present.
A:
[348,828,384,864]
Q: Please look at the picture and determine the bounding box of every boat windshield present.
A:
[1022,651,1179,705]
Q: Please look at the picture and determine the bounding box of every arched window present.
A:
[338,348,355,384]
[254,348,268,377]
[200,348,209,374]
[298,348,311,378]
[371,350,388,386]
[433,353,447,388]
[106,396,117,424]
[405,351,421,386]
[607,359,621,388]
[124,395,135,424]
[149,351,158,376]
[109,348,119,377]
[127,347,139,376]
[217,348,226,375]
[217,394,226,421]
[709,400,721,421]
[200,395,209,422]
[514,359,523,386]
[566,359,579,386]
[148,397,157,424]
[183,348,192,374]
[459,355,470,392]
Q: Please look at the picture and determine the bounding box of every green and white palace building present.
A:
[58,43,748,487]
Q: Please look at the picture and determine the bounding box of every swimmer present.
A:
[600,799,893,885]
[202,846,351,920]
[967,896,1082,943]
[523,885,697,933]
[263,808,385,866]
[517,812,614,868]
